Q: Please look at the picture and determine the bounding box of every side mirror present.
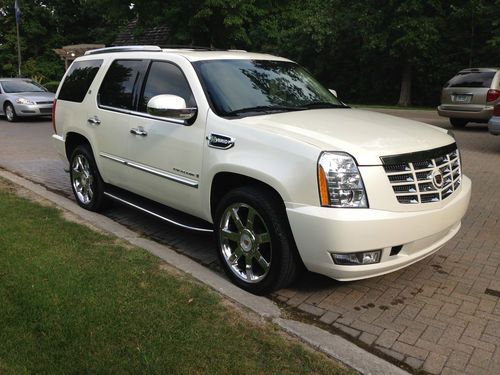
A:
[329,89,337,97]
[147,94,197,121]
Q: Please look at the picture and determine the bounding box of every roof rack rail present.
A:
[161,45,221,51]
[85,45,162,56]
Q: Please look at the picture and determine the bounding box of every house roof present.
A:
[113,19,170,47]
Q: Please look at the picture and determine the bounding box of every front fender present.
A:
[201,116,322,220]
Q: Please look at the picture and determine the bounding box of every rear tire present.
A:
[70,144,107,211]
[450,118,468,128]
[214,186,300,295]
[4,103,18,122]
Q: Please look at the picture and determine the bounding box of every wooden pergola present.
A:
[53,44,105,69]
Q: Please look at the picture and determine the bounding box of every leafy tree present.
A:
[0,0,131,80]
[132,0,264,48]
[0,0,496,105]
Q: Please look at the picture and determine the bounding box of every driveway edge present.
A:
[0,169,410,375]
[274,318,409,375]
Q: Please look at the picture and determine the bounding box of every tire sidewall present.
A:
[5,103,17,122]
[450,118,467,128]
[214,188,291,294]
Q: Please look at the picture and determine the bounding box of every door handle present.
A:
[130,127,148,137]
[87,116,101,126]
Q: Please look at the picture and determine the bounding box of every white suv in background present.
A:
[52,46,471,294]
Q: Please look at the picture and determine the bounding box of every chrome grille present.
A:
[383,145,461,205]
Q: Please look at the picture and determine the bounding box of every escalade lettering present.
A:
[173,167,198,178]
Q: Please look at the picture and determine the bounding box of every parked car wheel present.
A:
[70,144,107,211]
[450,118,468,128]
[4,102,18,122]
[214,186,299,295]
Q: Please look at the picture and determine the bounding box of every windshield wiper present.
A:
[300,102,348,109]
[224,102,348,117]
[225,105,302,117]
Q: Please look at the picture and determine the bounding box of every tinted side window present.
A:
[99,60,146,110]
[446,72,495,88]
[58,59,103,102]
[139,61,196,112]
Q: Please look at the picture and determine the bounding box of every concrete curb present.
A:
[0,169,410,375]
[274,318,409,375]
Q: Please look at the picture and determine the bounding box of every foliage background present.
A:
[0,0,498,105]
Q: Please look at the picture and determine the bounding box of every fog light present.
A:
[332,250,381,265]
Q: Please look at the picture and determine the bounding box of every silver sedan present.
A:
[0,78,55,122]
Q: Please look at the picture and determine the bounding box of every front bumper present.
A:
[286,176,471,281]
[15,103,53,117]
[437,105,493,121]
[488,117,500,135]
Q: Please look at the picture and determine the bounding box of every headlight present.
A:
[16,98,35,105]
[317,152,368,208]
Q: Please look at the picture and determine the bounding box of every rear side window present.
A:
[138,61,196,112]
[98,60,147,110]
[58,59,103,102]
[445,72,496,88]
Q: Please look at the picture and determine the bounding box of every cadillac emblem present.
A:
[431,168,444,189]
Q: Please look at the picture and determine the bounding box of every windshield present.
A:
[0,80,47,93]
[193,60,345,117]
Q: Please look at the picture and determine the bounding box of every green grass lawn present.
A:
[0,180,351,375]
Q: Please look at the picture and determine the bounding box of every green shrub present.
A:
[44,81,60,93]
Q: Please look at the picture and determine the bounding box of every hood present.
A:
[238,108,454,165]
[10,91,55,103]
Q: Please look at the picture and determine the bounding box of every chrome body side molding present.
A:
[100,152,198,188]
[99,104,186,125]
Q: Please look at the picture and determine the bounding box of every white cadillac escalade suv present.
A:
[52,46,471,294]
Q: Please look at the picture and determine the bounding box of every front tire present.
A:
[214,186,300,295]
[70,144,107,211]
[450,118,468,128]
[4,103,18,122]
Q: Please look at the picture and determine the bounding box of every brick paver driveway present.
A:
[1,109,499,375]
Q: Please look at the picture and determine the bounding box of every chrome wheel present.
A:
[5,105,14,121]
[71,154,94,205]
[219,203,272,283]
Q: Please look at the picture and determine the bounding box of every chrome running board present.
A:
[104,186,213,233]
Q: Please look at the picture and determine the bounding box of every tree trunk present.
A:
[398,63,412,107]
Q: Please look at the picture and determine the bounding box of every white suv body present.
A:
[52,46,471,294]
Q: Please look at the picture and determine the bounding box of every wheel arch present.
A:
[210,171,287,221]
[65,132,93,161]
